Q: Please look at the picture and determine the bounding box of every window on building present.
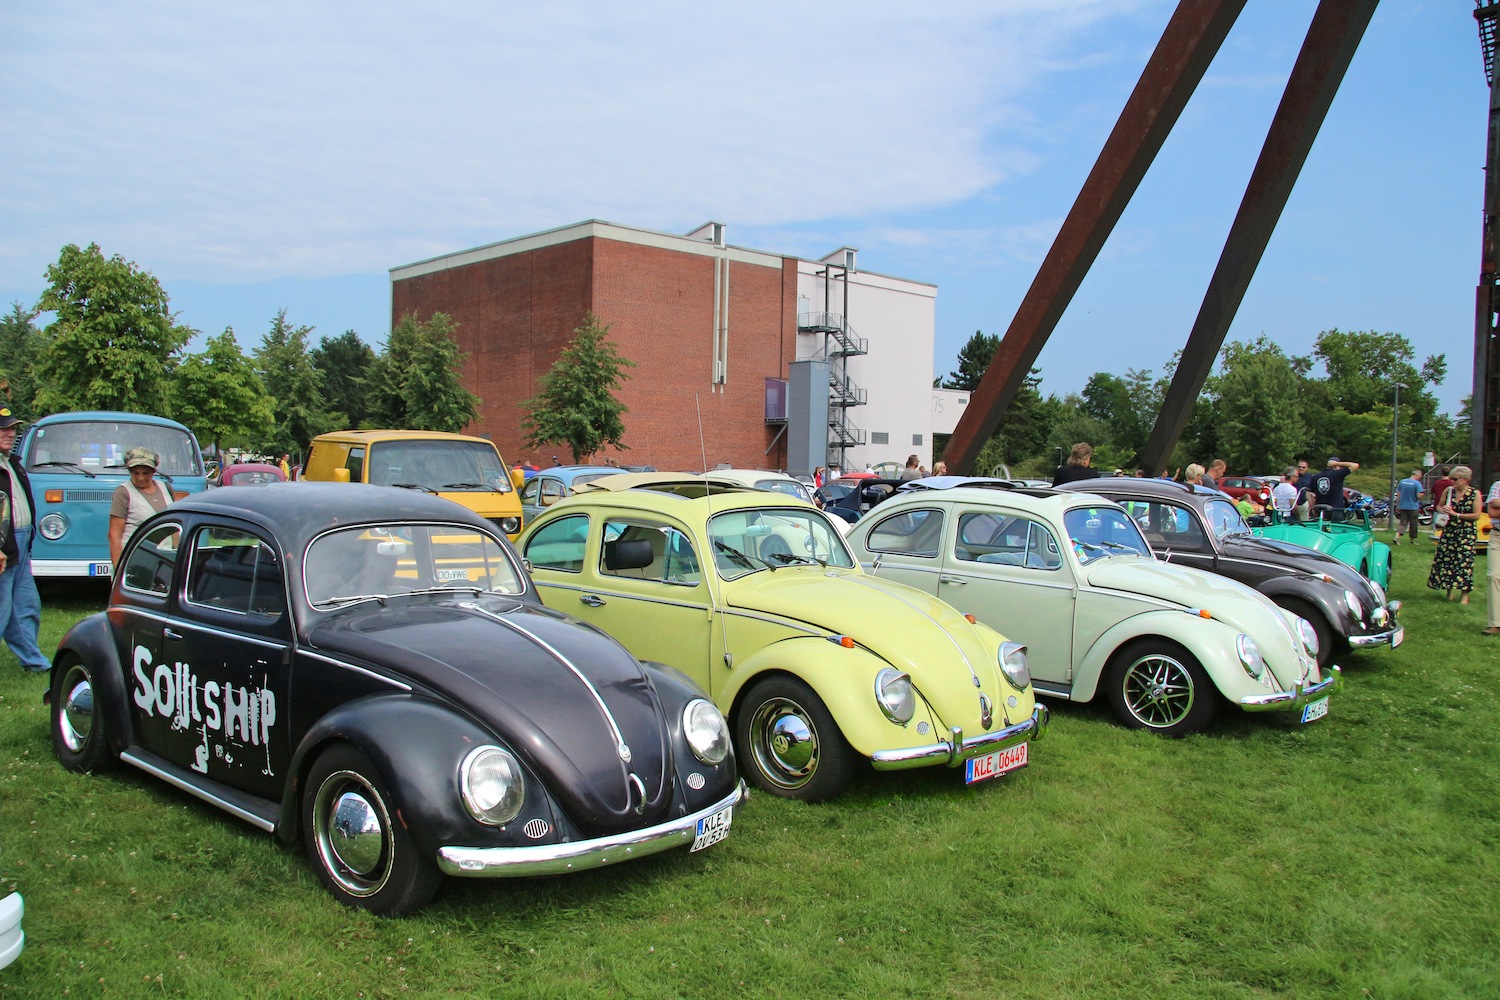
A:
[871,432,889,445]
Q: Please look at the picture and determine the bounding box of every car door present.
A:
[936,507,1076,688]
[1129,498,1218,574]
[164,523,292,800]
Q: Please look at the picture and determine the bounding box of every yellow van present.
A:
[303,430,523,539]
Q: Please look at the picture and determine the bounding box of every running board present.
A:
[120,750,281,833]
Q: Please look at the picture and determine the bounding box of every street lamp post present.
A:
[1389,382,1408,530]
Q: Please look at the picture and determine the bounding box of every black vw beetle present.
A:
[1055,478,1401,665]
[49,484,741,915]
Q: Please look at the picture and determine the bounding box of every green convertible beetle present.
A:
[518,475,1048,802]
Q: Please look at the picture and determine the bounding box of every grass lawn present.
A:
[1,533,1495,999]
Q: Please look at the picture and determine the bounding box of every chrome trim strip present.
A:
[437,783,744,877]
[1239,664,1342,711]
[109,609,289,652]
[870,705,1048,770]
[534,581,709,614]
[458,602,629,756]
[297,649,413,690]
[119,751,276,832]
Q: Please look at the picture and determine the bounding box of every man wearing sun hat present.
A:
[0,408,50,674]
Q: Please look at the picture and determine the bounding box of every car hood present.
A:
[1222,533,1378,593]
[724,568,1030,725]
[307,596,675,836]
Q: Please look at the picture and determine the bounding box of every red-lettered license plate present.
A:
[690,805,732,853]
[964,742,1029,785]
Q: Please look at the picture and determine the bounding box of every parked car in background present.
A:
[49,484,741,916]
[1217,476,1272,507]
[520,474,1048,802]
[847,481,1337,736]
[303,430,523,540]
[519,465,630,522]
[217,462,287,486]
[1056,478,1401,665]
[1254,504,1393,590]
[703,468,815,505]
[20,411,210,578]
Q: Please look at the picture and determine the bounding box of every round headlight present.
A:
[460,746,525,826]
[998,640,1030,691]
[1235,633,1264,679]
[38,512,67,540]
[683,698,731,764]
[1297,617,1320,659]
[496,517,521,535]
[1343,589,1363,620]
[874,667,915,724]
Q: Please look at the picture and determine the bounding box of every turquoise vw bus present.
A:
[20,412,209,577]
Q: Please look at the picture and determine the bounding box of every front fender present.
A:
[280,693,497,852]
[1072,609,1256,705]
[1253,578,1344,634]
[724,637,900,760]
[54,614,134,757]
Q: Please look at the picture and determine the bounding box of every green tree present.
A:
[942,331,1001,391]
[33,243,192,413]
[521,312,636,462]
[255,310,333,459]
[0,303,45,418]
[365,313,479,432]
[1205,337,1307,473]
[311,330,377,428]
[1312,329,1442,431]
[173,328,276,456]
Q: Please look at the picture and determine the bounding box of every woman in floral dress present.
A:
[1428,465,1482,604]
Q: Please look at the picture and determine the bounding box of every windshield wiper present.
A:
[713,540,761,571]
[390,482,438,494]
[320,594,389,607]
[29,462,96,478]
[768,551,824,567]
[441,481,497,491]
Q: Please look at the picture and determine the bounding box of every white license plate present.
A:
[964,742,1029,785]
[88,562,112,577]
[1391,626,1405,648]
[1301,697,1330,724]
[435,568,470,582]
[690,806,733,853]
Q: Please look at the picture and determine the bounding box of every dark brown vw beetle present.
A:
[49,483,740,915]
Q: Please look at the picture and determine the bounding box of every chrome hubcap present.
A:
[314,771,391,896]
[60,667,95,753]
[1121,653,1195,729]
[749,697,818,788]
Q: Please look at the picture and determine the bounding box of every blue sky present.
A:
[0,1,1482,417]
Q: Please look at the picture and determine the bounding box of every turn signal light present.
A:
[45,490,64,503]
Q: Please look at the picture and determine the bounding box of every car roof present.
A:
[1054,476,1225,501]
[28,410,192,430]
[871,482,1116,517]
[165,482,495,552]
[709,468,801,484]
[552,476,821,517]
[310,429,496,445]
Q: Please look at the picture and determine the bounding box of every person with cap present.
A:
[108,447,174,566]
[0,407,50,673]
[1306,457,1360,520]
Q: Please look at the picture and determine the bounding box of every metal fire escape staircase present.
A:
[797,312,869,455]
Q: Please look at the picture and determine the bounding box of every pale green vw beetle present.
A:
[845,482,1338,737]
[519,475,1048,801]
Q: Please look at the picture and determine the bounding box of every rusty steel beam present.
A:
[942,0,1245,474]
[1139,0,1379,475]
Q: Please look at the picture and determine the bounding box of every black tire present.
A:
[1105,639,1217,737]
[302,744,443,916]
[52,654,115,773]
[735,675,856,802]
[1276,598,1335,669]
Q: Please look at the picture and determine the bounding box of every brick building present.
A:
[389,220,937,475]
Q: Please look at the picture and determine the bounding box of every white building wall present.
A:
[796,259,937,474]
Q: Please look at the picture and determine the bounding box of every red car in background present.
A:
[1217,475,1272,506]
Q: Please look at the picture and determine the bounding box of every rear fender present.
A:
[54,614,135,756]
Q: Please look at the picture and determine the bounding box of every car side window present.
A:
[520,478,541,506]
[1139,501,1208,552]
[865,509,942,558]
[523,514,589,573]
[601,520,701,586]
[540,478,565,507]
[185,526,285,618]
[120,522,184,597]
[956,512,1059,569]
[345,447,365,483]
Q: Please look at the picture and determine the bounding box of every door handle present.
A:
[939,575,966,585]
[580,594,606,607]
[163,627,184,641]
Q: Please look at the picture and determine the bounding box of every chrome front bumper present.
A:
[1239,665,1342,712]
[869,704,1049,771]
[436,783,744,878]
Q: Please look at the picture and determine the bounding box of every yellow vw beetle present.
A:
[519,475,1047,801]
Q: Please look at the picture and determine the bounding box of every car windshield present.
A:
[305,522,526,607]
[1062,506,1153,565]
[707,507,855,579]
[755,479,814,503]
[25,420,203,476]
[366,440,512,493]
[1204,499,1251,540]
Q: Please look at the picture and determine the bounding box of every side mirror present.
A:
[510,467,525,489]
[334,468,351,484]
